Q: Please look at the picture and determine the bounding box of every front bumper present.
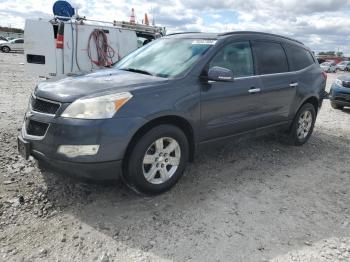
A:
[19,108,146,180]
[329,83,350,106]
[32,150,123,180]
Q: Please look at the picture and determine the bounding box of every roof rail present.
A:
[166,31,202,36]
[219,31,304,45]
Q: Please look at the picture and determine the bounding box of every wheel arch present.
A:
[123,115,196,173]
[297,95,320,115]
[289,95,319,131]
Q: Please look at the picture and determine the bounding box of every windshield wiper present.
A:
[121,68,154,76]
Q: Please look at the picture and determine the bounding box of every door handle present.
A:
[290,82,298,87]
[248,87,261,94]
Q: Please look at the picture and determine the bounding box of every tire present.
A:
[123,124,189,195]
[287,103,316,146]
[331,101,343,110]
[1,46,10,53]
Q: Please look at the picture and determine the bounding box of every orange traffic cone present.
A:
[130,8,135,24]
[144,13,149,25]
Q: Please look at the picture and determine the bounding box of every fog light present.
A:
[57,145,99,158]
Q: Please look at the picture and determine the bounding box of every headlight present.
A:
[61,92,133,119]
[335,79,343,86]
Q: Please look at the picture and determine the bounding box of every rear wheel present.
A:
[287,103,316,146]
[1,46,10,53]
[124,124,189,195]
[331,101,343,110]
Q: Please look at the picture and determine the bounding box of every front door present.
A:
[200,41,264,141]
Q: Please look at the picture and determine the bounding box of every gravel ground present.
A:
[0,52,350,262]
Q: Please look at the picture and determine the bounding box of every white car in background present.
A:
[336,61,350,71]
[0,38,24,53]
[320,62,337,73]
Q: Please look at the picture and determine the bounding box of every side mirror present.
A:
[207,66,234,82]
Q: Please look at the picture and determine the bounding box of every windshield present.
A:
[321,62,330,66]
[116,38,216,78]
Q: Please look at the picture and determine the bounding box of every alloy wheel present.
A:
[297,110,313,140]
[142,137,181,185]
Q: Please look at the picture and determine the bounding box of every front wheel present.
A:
[287,103,316,146]
[123,124,189,195]
[1,46,10,53]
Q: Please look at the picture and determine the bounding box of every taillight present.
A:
[56,22,64,49]
[56,34,64,49]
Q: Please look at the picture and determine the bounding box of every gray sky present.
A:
[1,0,349,55]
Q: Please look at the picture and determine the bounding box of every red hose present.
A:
[87,29,117,67]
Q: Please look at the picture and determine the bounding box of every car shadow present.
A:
[41,130,350,261]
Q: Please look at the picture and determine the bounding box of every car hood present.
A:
[35,69,169,103]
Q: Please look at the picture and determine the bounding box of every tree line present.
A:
[318,51,343,57]
[0,26,24,34]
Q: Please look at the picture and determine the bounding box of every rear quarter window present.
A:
[252,41,289,75]
[285,44,314,71]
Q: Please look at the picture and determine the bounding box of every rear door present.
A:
[200,41,265,141]
[283,43,322,111]
[24,19,57,77]
[251,41,297,124]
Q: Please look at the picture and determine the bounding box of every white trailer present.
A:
[24,17,166,78]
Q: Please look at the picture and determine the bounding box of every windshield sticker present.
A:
[192,40,217,45]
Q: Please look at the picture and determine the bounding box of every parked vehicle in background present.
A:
[18,31,326,195]
[0,38,24,53]
[24,18,166,78]
[5,36,15,41]
[0,36,8,42]
[320,62,337,73]
[329,76,350,110]
[336,61,350,71]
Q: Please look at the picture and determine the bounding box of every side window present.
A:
[209,41,254,78]
[15,39,24,44]
[252,41,288,75]
[285,44,315,71]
